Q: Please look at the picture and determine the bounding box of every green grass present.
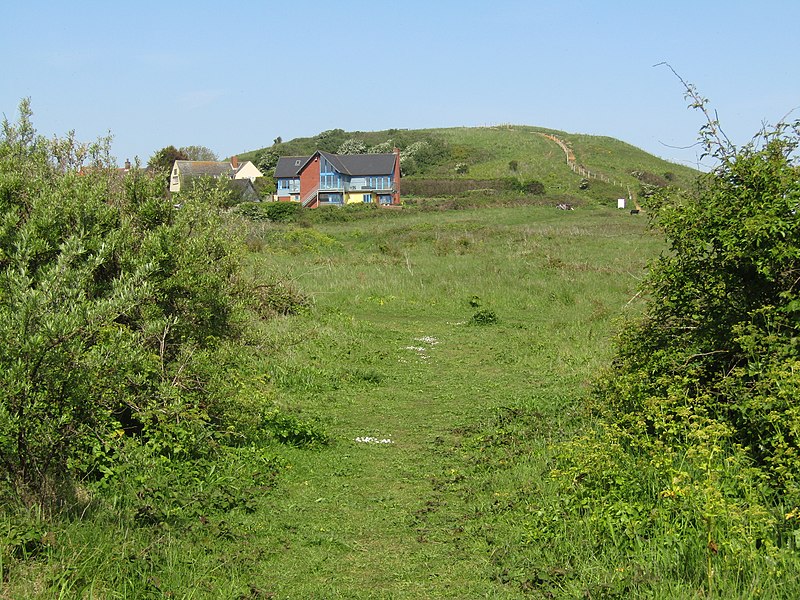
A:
[9,203,794,598]
[226,205,651,598]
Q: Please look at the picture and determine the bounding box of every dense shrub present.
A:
[0,101,251,508]
[337,138,368,154]
[402,178,545,197]
[234,200,301,223]
[553,108,800,592]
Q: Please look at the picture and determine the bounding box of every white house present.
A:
[169,156,263,193]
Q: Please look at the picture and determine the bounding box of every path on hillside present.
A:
[538,132,624,188]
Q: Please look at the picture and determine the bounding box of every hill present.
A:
[238,125,699,205]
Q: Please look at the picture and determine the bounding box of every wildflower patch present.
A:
[354,436,394,444]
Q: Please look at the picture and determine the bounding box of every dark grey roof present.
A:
[274,156,308,178]
[318,151,396,176]
[228,179,260,202]
[275,152,397,178]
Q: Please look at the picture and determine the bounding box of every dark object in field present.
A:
[630,209,640,215]
[556,203,574,210]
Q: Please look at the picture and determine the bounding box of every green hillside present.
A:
[239,125,699,205]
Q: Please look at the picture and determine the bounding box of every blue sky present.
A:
[2,1,798,169]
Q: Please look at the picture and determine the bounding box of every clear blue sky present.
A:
[2,0,798,169]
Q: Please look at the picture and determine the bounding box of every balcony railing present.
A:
[319,181,394,192]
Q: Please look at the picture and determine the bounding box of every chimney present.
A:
[124,159,131,171]
[231,155,239,169]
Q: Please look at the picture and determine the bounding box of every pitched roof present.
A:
[228,178,260,202]
[275,152,397,178]
[274,156,308,178]
[233,161,261,177]
[175,160,233,178]
[319,151,396,176]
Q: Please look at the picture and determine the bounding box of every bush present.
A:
[0,100,248,508]
[469,309,499,325]
[553,91,800,592]
[260,409,328,447]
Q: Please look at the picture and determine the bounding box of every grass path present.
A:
[244,205,658,597]
[257,318,519,597]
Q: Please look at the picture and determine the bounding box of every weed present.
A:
[260,409,329,447]
[469,309,499,325]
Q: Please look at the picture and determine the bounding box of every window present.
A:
[363,193,372,203]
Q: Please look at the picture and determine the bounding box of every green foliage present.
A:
[250,279,311,318]
[302,203,392,224]
[260,227,343,254]
[508,178,546,195]
[253,148,279,173]
[0,101,248,507]
[402,177,545,197]
[234,200,301,223]
[260,409,328,447]
[469,308,499,325]
[115,444,282,528]
[178,145,218,161]
[337,138,367,155]
[554,101,800,593]
[147,144,187,173]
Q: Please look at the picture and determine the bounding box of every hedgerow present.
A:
[0,100,270,510]
[551,84,800,594]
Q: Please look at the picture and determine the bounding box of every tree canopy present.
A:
[179,145,218,161]
[147,145,187,172]
[552,87,800,590]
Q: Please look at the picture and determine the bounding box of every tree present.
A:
[254,149,279,174]
[178,145,218,161]
[608,116,800,487]
[337,138,368,155]
[147,145,187,172]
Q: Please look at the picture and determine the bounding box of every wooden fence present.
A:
[538,133,622,187]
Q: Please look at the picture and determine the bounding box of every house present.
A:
[274,149,400,207]
[228,178,261,203]
[169,156,263,193]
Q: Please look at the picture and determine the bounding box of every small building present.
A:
[274,149,400,207]
[169,156,263,193]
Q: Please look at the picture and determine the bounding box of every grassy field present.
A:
[415,126,697,190]
[10,200,795,597]
[2,204,667,598]
[233,204,661,597]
